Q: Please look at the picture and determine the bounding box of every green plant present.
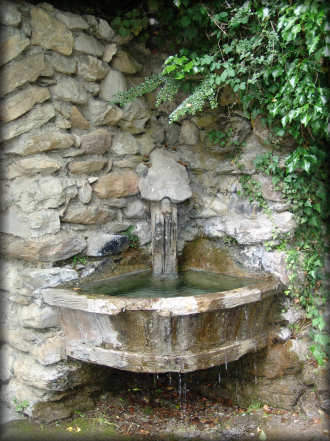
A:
[123,226,139,249]
[72,254,87,266]
[13,397,29,413]
[111,8,148,39]
[246,400,263,412]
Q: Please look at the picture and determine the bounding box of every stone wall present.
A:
[0,0,310,420]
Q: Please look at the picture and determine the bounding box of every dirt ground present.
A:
[2,371,329,441]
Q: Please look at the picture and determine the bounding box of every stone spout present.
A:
[139,148,192,275]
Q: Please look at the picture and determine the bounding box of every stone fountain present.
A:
[139,149,192,275]
[43,148,281,373]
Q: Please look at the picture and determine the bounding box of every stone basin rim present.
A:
[42,272,281,316]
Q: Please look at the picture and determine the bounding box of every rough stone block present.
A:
[86,233,129,256]
[0,1,21,26]
[112,131,140,155]
[20,304,60,329]
[80,129,112,154]
[77,55,109,81]
[74,32,104,57]
[31,7,73,55]
[45,52,76,74]
[99,68,127,101]
[93,171,139,198]
[0,31,29,66]
[51,77,88,104]
[62,205,113,225]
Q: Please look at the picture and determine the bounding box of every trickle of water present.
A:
[225,352,228,371]
[178,372,182,402]
[253,360,258,384]
[153,374,157,386]
[168,372,172,385]
[218,369,221,385]
[156,373,159,381]
[244,306,248,320]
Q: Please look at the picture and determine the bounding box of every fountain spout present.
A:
[139,148,192,276]
[151,198,177,275]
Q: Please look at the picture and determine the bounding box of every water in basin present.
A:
[77,270,259,298]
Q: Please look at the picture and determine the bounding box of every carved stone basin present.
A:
[43,271,281,373]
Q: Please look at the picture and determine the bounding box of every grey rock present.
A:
[119,99,150,134]
[31,7,73,55]
[68,159,107,174]
[45,53,76,74]
[55,11,89,30]
[86,233,129,257]
[51,77,88,104]
[1,207,60,239]
[84,98,123,126]
[95,19,115,41]
[0,30,29,66]
[24,267,79,289]
[74,32,104,57]
[113,157,141,169]
[7,155,62,178]
[0,1,21,26]
[0,104,55,142]
[77,55,109,81]
[112,131,140,155]
[136,163,149,177]
[20,304,60,329]
[179,120,200,145]
[103,43,117,62]
[0,51,45,97]
[139,148,192,203]
[78,181,93,204]
[99,69,127,101]
[137,133,155,155]
[62,205,113,225]
[3,129,74,156]
[123,199,147,219]
[134,221,152,246]
[2,233,86,263]
[1,86,50,123]
[111,50,142,74]
[80,129,112,154]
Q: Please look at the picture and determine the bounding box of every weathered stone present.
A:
[112,131,140,155]
[123,199,147,219]
[93,171,139,198]
[0,104,55,142]
[55,11,89,30]
[4,130,74,155]
[80,129,112,154]
[70,106,90,129]
[149,119,165,144]
[103,43,117,62]
[62,206,112,224]
[104,199,127,208]
[84,98,123,126]
[1,207,61,239]
[31,7,73,55]
[45,52,76,74]
[137,133,155,156]
[74,32,104,57]
[7,155,62,179]
[0,52,45,97]
[252,115,296,149]
[24,267,79,290]
[139,149,192,203]
[77,55,109,81]
[1,86,50,123]
[86,233,129,257]
[179,120,200,145]
[1,233,86,262]
[99,68,127,101]
[95,18,115,41]
[68,159,107,174]
[20,304,60,329]
[119,99,151,134]
[32,337,66,366]
[134,221,152,246]
[0,1,21,26]
[51,77,88,104]
[223,210,296,245]
[9,176,77,213]
[136,162,149,177]
[113,157,141,169]
[112,50,142,74]
[78,181,92,204]
[56,116,71,129]
[83,81,100,96]
[192,112,219,129]
[0,31,29,66]
[0,344,14,382]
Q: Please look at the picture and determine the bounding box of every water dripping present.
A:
[224,352,228,371]
[168,372,172,385]
[244,306,248,321]
[218,368,221,385]
[178,372,182,403]
[253,360,258,384]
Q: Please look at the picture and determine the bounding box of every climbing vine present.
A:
[111,0,329,364]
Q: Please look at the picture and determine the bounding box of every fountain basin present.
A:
[43,271,281,373]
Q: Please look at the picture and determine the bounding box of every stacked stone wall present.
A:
[1,0,315,420]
